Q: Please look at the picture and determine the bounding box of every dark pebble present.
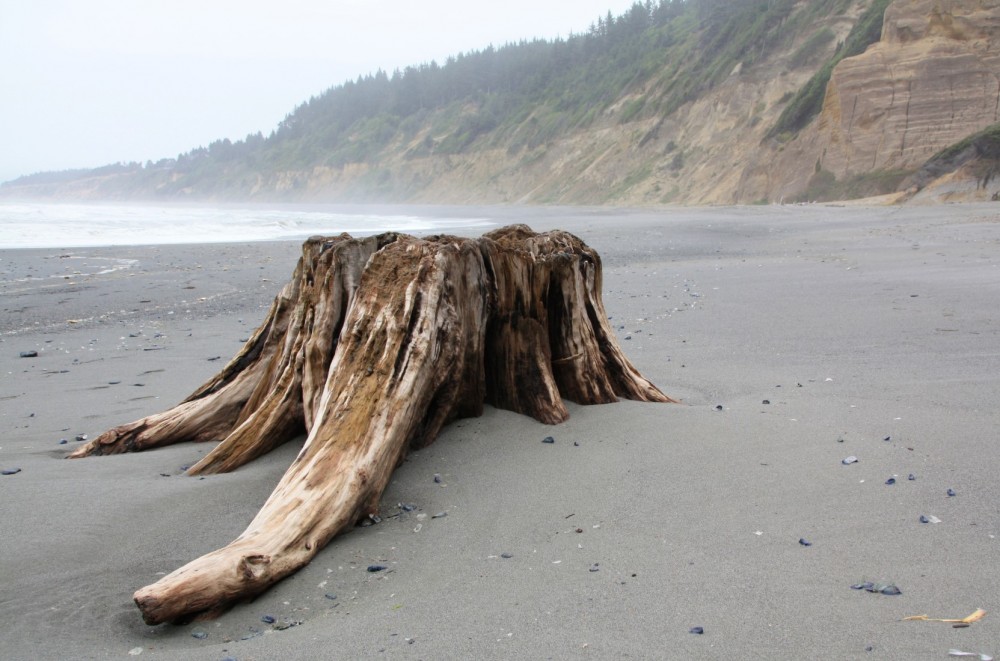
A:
[261,615,276,624]
[952,622,970,629]
[884,436,891,441]
[58,439,68,445]
[851,582,873,591]
[433,473,442,483]
[589,563,600,572]
[908,474,916,481]
[75,434,88,442]
[919,514,929,523]
[798,538,812,547]
[324,593,337,600]
[500,552,513,559]
[400,503,416,512]
[367,564,387,572]
[762,400,770,405]
[885,478,896,485]
[1,468,22,475]
[207,356,221,361]
[108,380,121,385]
[715,405,723,411]
[689,626,704,634]
[573,441,579,447]
[432,511,447,519]
[191,631,208,639]
[542,436,555,444]
[19,351,38,358]
[879,585,902,596]
[947,488,956,497]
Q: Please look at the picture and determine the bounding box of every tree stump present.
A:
[69,224,674,624]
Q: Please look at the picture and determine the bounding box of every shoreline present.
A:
[1,204,998,659]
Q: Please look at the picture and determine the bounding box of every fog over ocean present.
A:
[0,202,495,249]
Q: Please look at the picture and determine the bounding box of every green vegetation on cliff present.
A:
[766,0,892,141]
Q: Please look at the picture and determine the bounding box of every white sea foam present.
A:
[0,202,494,249]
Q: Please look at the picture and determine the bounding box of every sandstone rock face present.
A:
[769,0,1000,201]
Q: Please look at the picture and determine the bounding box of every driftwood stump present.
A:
[69,224,674,624]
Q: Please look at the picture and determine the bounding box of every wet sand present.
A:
[1,203,998,659]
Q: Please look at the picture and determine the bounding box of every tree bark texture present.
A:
[68,225,674,624]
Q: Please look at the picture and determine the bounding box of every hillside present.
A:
[4,0,1000,205]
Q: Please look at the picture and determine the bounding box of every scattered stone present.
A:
[799,538,812,547]
[108,380,121,385]
[589,563,600,572]
[762,399,770,405]
[573,441,579,446]
[715,405,723,411]
[886,478,896,485]
[324,593,337,600]
[432,511,447,519]
[908,474,916,481]
[207,356,221,361]
[75,434,88,442]
[128,647,143,656]
[367,564,387,572]
[1,468,21,475]
[842,456,859,465]
[273,620,302,631]
[500,552,513,559]
[433,473,442,483]
[261,614,276,624]
[19,351,38,358]
[947,488,957,497]
[191,631,208,639]
[689,626,704,634]
[58,439,68,445]
[851,582,901,595]
[542,436,555,444]
[884,436,891,441]
[399,503,416,512]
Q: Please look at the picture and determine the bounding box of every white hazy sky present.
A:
[0,0,640,183]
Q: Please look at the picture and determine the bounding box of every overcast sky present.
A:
[0,0,640,183]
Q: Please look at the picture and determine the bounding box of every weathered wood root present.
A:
[73,225,675,624]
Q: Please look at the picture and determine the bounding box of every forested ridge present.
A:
[6,0,897,203]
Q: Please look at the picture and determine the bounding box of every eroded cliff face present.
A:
[764,0,1000,202]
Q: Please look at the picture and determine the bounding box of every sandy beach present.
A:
[1,203,998,660]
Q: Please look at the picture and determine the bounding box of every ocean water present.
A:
[0,202,495,249]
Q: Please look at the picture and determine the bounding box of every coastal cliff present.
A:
[760,0,1000,203]
[4,0,1000,205]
